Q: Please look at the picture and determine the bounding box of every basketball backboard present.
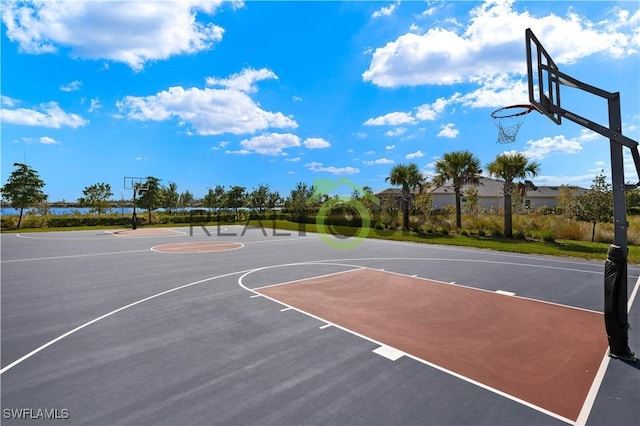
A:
[123,176,148,192]
[526,28,561,125]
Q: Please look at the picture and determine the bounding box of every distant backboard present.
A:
[123,176,148,191]
[526,28,561,125]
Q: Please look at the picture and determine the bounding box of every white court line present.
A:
[108,229,186,238]
[495,290,516,296]
[236,262,576,425]
[0,268,255,375]
[574,275,640,426]
[252,267,366,292]
[373,345,405,361]
[149,242,245,253]
[319,324,332,329]
[279,307,292,312]
[307,256,608,276]
[380,267,603,315]
[1,249,151,263]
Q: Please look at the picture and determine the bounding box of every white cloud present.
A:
[211,141,229,150]
[456,75,528,108]
[1,101,87,128]
[523,135,583,160]
[364,111,416,126]
[39,136,60,144]
[285,157,301,162]
[405,150,424,159]
[363,0,639,87]
[303,137,331,149]
[363,158,394,166]
[385,127,406,137]
[292,96,303,102]
[372,1,400,19]
[225,149,252,155]
[88,98,102,112]
[1,0,235,70]
[206,68,277,93]
[60,80,82,92]
[437,123,459,138]
[534,174,597,188]
[386,144,396,150]
[1,95,19,107]
[236,133,300,156]
[415,97,449,120]
[116,69,297,135]
[306,162,360,175]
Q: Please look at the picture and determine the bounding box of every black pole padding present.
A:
[604,244,636,361]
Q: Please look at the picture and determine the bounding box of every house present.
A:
[376,177,587,212]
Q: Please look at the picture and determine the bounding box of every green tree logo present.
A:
[311,178,379,250]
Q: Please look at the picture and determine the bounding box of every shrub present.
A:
[513,230,526,240]
[491,229,503,238]
[1,216,16,229]
[538,229,555,242]
[478,229,486,237]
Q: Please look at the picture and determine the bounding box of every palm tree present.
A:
[486,152,541,238]
[432,150,482,230]
[385,163,423,230]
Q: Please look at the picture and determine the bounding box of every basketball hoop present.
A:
[491,104,536,144]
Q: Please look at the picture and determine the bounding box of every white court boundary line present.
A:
[238,262,577,425]
[575,275,640,426]
[0,268,255,375]
[2,251,636,423]
[0,249,151,263]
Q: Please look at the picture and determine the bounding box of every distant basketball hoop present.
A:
[490,104,536,144]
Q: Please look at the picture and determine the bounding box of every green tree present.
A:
[137,177,163,224]
[1,163,47,228]
[385,163,423,230]
[557,185,579,217]
[573,172,613,242]
[179,190,194,209]
[266,189,282,219]
[203,185,226,217]
[626,187,640,213]
[161,182,179,214]
[248,184,270,214]
[464,186,479,217]
[486,152,541,238]
[78,182,113,214]
[225,186,246,219]
[433,150,482,229]
[286,182,316,221]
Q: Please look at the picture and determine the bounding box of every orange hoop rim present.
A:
[491,104,536,119]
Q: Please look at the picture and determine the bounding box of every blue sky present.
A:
[1,0,639,202]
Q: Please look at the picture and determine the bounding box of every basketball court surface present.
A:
[1,226,638,425]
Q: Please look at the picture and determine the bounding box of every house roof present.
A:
[378,177,588,198]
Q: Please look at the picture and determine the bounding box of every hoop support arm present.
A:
[547,104,638,149]
[542,65,616,100]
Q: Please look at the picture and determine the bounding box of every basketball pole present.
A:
[549,78,638,361]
